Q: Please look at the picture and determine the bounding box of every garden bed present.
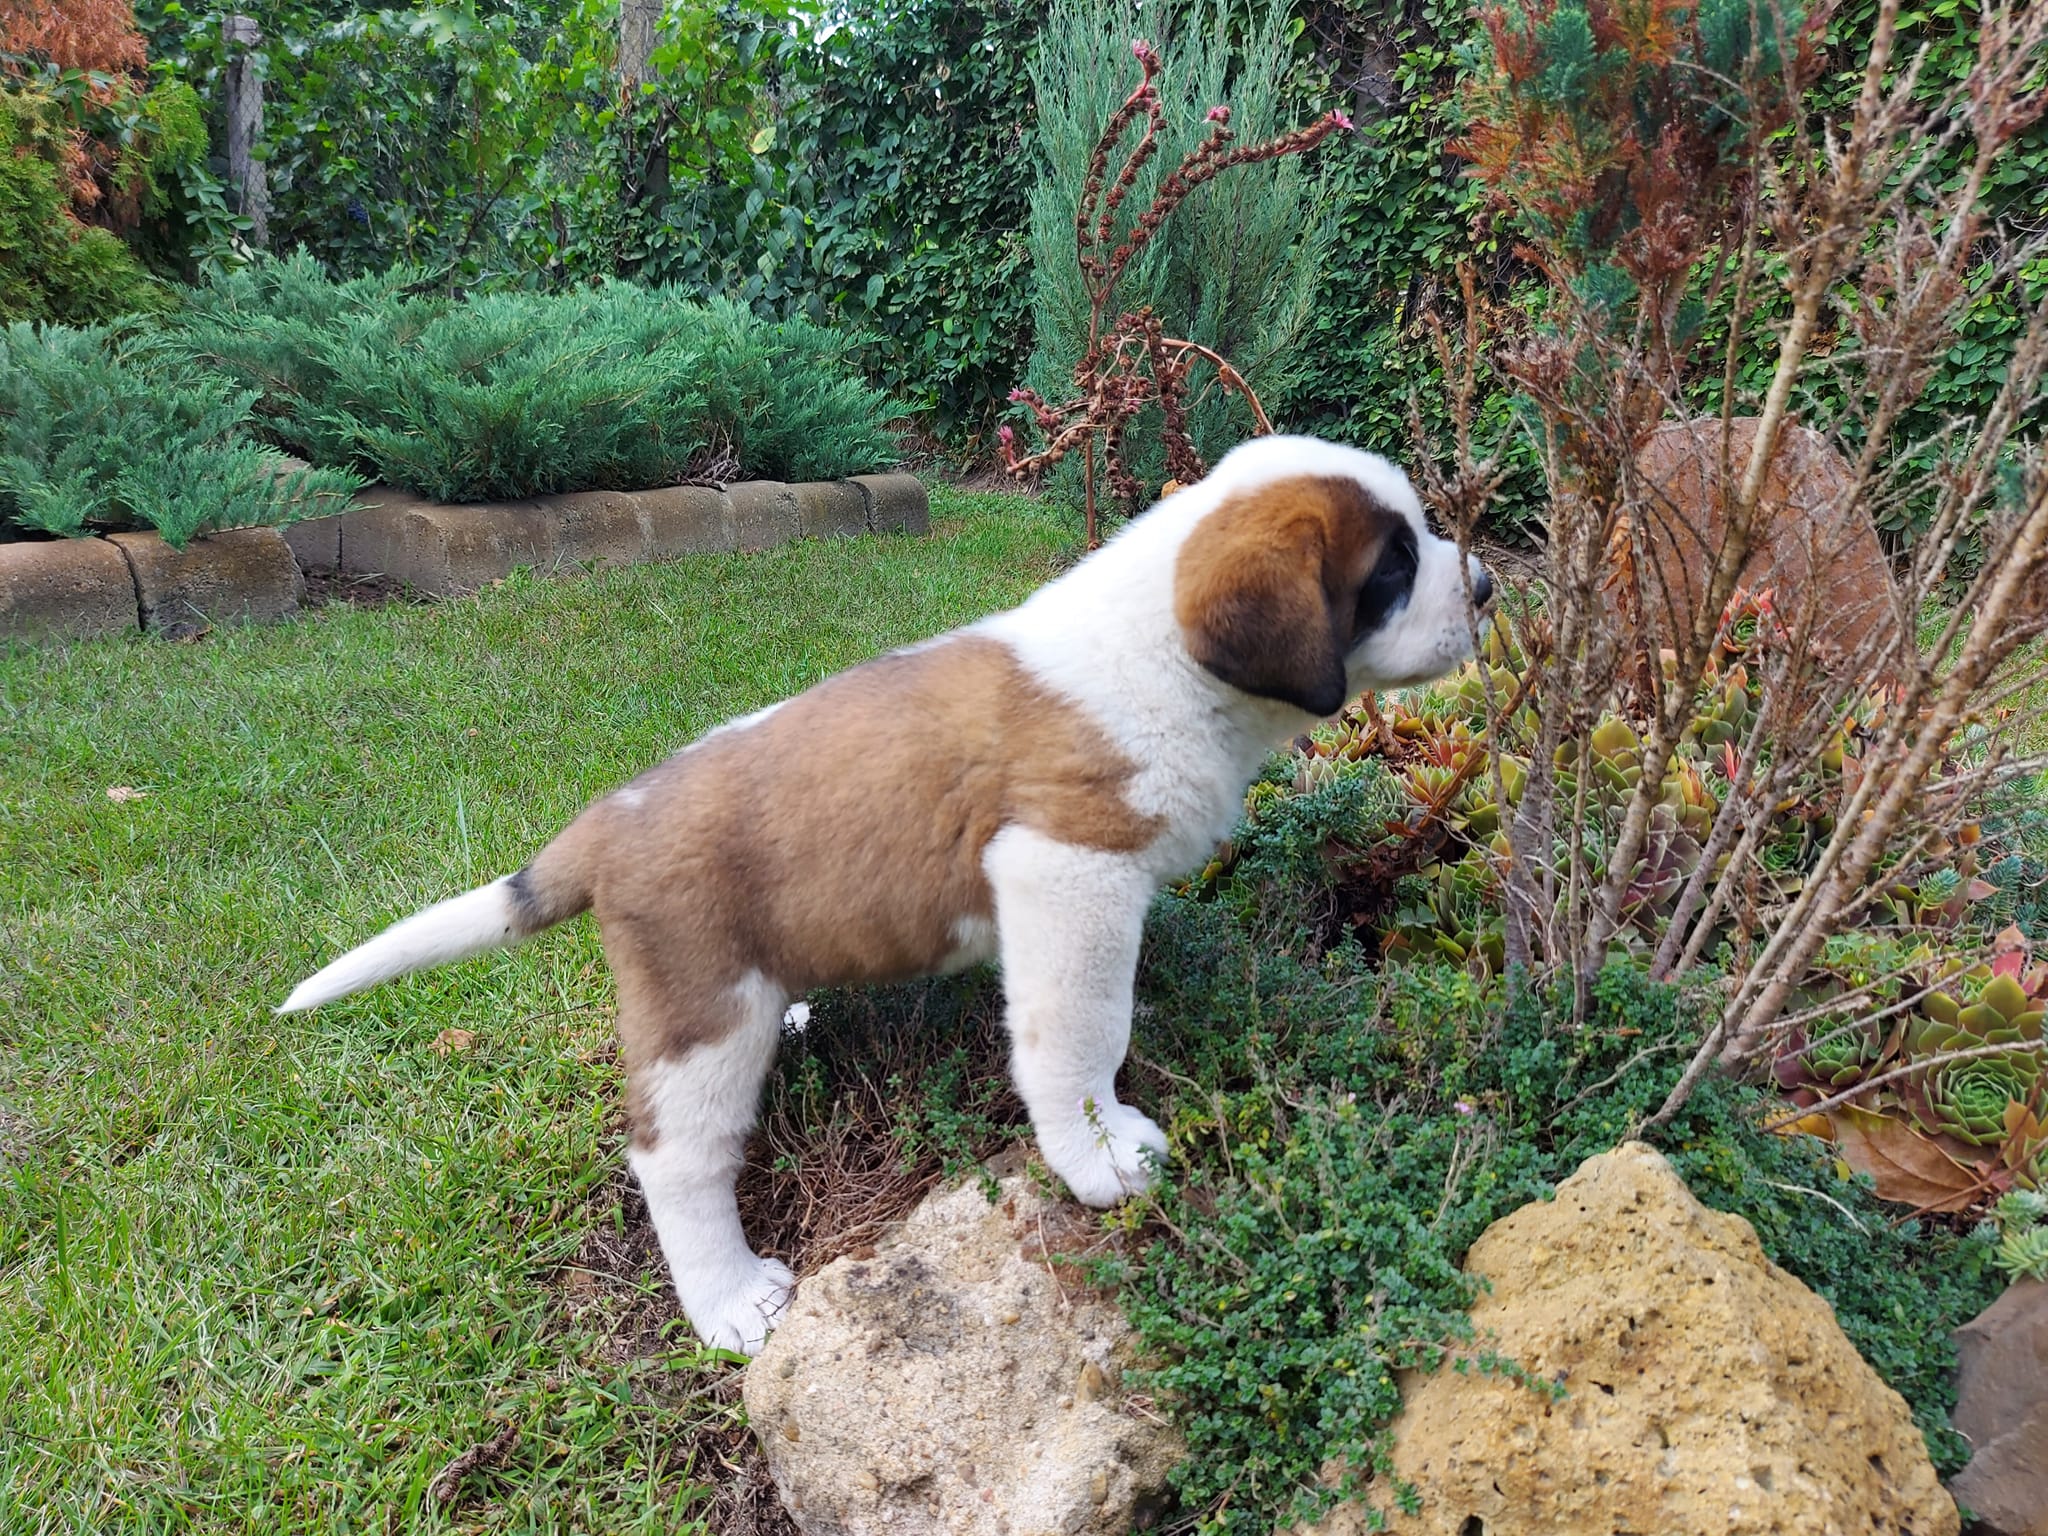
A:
[0,473,929,641]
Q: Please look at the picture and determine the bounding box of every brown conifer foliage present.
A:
[1,0,153,220]
[0,0,147,77]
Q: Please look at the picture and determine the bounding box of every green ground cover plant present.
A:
[0,485,1068,1531]
[156,253,904,501]
[1118,757,2005,1531]
[0,321,360,546]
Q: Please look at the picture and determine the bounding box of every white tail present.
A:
[278,877,527,1014]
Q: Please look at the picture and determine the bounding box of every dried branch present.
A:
[1001,37,1349,544]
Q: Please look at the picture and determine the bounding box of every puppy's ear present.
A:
[1175,477,1374,716]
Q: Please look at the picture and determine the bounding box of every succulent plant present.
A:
[1918,1052,2041,1145]
[1714,586,1786,660]
[1658,757,1717,842]
[1902,970,2046,1146]
[1813,1026,1898,1087]
[1983,1190,2048,1280]
[1874,832,1995,931]
[1294,751,1350,796]
[1685,663,1754,749]
[1773,1001,1905,1104]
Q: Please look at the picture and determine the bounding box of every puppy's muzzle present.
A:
[1467,553,1496,611]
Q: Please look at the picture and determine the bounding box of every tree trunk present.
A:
[222,14,268,249]
[618,0,669,213]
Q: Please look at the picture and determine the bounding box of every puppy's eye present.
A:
[1355,530,1419,630]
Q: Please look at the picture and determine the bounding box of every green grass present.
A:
[0,486,1072,1534]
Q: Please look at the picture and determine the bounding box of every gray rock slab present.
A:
[341,489,555,595]
[727,480,803,552]
[793,480,871,541]
[848,473,929,535]
[635,485,737,559]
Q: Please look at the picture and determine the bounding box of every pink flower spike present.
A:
[997,423,1015,444]
[1329,109,1356,132]
[1454,1100,1477,1116]
[1131,37,1149,57]
[1007,388,1028,402]
[1206,104,1231,123]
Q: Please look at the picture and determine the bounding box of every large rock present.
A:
[1310,1142,1957,1536]
[745,1161,1180,1536]
[1630,419,1903,684]
[1948,1279,2048,1536]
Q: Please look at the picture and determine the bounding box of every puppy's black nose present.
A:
[1473,566,1495,609]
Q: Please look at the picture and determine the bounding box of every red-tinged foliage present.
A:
[1455,0,1823,284]
[0,0,148,77]
[2,0,156,227]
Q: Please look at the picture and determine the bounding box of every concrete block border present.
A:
[2,526,301,645]
[289,472,929,595]
[2,471,929,642]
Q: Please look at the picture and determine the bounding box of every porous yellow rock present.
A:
[1308,1141,1957,1536]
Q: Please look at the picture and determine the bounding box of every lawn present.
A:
[0,486,1072,1534]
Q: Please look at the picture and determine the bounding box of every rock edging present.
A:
[0,472,929,642]
[285,472,928,596]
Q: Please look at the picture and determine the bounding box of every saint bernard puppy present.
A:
[280,434,1493,1354]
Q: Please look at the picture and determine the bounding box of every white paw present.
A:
[677,1254,796,1356]
[1042,1099,1168,1208]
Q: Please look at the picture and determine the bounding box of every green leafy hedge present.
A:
[625,0,1043,444]
[0,322,360,547]
[155,254,906,502]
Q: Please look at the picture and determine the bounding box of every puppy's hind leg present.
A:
[619,965,792,1355]
[985,825,1166,1208]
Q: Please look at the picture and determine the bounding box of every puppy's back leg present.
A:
[614,949,791,1354]
[985,825,1166,1207]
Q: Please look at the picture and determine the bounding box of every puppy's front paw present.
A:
[678,1254,796,1356]
[1042,1098,1168,1208]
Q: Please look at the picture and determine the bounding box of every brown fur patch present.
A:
[520,635,1163,1136]
[1173,474,1401,714]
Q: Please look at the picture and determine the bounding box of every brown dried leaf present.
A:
[105,786,148,803]
[1828,1105,1984,1212]
[2002,1100,2047,1178]
[431,1028,477,1056]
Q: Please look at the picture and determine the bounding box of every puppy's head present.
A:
[1173,438,1491,716]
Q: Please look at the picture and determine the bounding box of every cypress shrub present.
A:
[159,255,905,502]
[1020,0,1336,503]
[0,322,360,547]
